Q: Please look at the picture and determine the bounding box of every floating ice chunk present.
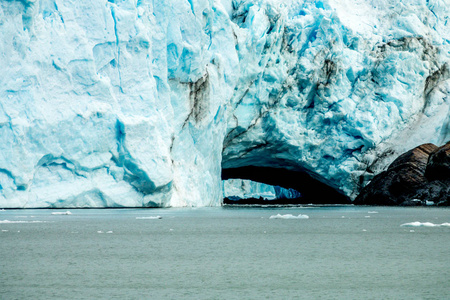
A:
[368,211,378,214]
[365,216,371,218]
[401,222,438,227]
[51,211,72,215]
[136,216,162,220]
[400,222,450,227]
[2,230,9,232]
[97,231,104,233]
[106,231,113,234]
[0,220,47,223]
[269,214,309,219]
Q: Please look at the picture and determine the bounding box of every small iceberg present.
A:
[401,222,450,227]
[136,216,162,220]
[269,214,309,219]
[51,211,72,215]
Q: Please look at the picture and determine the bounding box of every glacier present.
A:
[223,179,301,201]
[0,0,449,208]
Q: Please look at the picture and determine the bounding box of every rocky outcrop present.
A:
[425,142,450,180]
[355,142,450,206]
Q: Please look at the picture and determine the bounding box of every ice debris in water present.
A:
[401,222,450,227]
[0,220,47,223]
[51,211,72,215]
[269,214,309,219]
[368,211,379,214]
[136,216,162,220]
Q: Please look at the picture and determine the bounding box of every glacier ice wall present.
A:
[223,179,301,200]
[0,0,449,207]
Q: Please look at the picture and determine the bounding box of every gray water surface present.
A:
[1,206,449,299]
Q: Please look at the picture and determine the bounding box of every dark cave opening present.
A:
[222,166,351,204]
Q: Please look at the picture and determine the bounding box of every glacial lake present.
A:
[1,206,449,299]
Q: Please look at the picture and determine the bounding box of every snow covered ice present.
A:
[0,0,449,208]
[51,211,72,215]
[136,216,162,220]
[400,222,450,227]
[269,214,309,219]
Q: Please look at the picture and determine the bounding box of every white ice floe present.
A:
[401,222,450,227]
[51,211,72,215]
[368,211,378,214]
[136,216,162,220]
[0,220,48,223]
[269,214,309,219]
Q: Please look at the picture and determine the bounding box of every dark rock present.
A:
[425,141,450,181]
[355,142,450,206]
[388,143,437,171]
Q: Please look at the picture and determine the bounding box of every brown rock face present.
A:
[355,142,450,206]
[425,141,450,180]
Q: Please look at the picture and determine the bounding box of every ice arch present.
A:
[221,166,351,204]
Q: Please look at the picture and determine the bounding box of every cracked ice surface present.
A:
[0,0,449,207]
